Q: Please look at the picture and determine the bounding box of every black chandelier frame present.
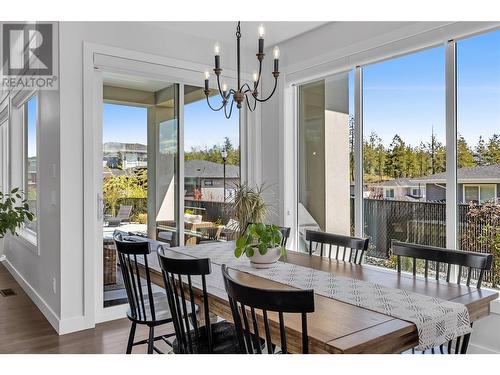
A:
[204,21,280,119]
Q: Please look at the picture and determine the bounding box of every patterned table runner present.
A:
[164,241,472,351]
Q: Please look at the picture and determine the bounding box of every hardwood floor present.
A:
[0,263,175,354]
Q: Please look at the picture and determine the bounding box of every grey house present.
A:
[365,178,425,201]
[184,160,240,202]
[414,164,500,203]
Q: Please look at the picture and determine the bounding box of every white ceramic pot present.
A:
[248,246,282,269]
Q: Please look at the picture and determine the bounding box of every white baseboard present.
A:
[2,258,61,333]
[1,257,96,335]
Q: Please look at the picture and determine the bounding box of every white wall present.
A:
[3,87,61,329]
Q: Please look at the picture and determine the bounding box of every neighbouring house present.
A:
[184,159,240,202]
[365,178,426,201]
[414,164,500,203]
[103,142,147,170]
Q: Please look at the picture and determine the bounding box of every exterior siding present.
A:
[425,183,446,202]
[426,183,500,202]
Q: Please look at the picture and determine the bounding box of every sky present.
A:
[363,29,499,148]
[27,95,37,157]
[102,95,240,152]
[102,30,499,152]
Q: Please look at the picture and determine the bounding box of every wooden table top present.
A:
[138,241,498,354]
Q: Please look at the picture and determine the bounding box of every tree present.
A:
[485,134,500,165]
[474,136,488,166]
[103,173,147,215]
[457,135,476,168]
[385,135,407,178]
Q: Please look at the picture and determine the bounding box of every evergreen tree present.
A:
[474,136,488,166]
[457,135,476,168]
[485,134,500,165]
[385,135,407,178]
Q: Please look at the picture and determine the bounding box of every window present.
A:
[363,46,446,260]
[294,29,499,288]
[24,95,38,235]
[298,71,355,252]
[457,30,499,288]
[463,185,497,204]
[385,188,395,199]
[184,85,240,245]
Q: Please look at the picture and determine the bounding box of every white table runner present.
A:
[164,241,472,351]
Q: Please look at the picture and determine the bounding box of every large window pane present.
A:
[298,71,355,252]
[362,46,446,268]
[184,86,240,246]
[457,30,500,288]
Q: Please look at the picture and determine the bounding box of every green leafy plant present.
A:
[0,188,35,238]
[227,182,268,236]
[234,223,285,258]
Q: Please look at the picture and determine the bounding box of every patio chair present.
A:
[392,240,493,354]
[106,205,133,227]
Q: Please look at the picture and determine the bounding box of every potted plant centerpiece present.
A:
[0,188,35,256]
[234,223,285,269]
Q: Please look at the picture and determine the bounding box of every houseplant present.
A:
[235,223,285,269]
[0,188,35,255]
[227,182,268,236]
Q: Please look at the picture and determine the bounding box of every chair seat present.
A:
[127,295,198,325]
[172,321,238,354]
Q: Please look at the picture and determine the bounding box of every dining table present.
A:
[135,240,498,354]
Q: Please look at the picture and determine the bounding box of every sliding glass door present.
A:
[101,77,179,308]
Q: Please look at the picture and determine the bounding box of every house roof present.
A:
[103,142,147,153]
[185,160,240,179]
[414,164,500,183]
[368,178,420,188]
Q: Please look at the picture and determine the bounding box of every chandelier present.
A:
[203,21,280,119]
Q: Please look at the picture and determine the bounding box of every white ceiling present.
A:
[149,21,329,50]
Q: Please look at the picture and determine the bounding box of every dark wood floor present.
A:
[0,263,174,354]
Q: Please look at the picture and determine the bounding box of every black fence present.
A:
[360,198,497,284]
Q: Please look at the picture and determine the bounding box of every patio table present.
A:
[135,241,498,354]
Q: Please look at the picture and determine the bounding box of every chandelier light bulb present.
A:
[214,42,221,56]
[258,24,265,38]
[273,46,280,59]
[253,71,258,82]
[222,83,228,92]
[204,71,210,80]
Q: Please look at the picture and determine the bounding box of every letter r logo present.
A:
[2,23,52,76]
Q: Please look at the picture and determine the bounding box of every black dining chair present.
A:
[157,248,241,354]
[222,264,315,354]
[392,240,493,354]
[114,235,176,354]
[305,230,369,264]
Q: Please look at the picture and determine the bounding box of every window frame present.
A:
[19,93,39,246]
[463,184,498,204]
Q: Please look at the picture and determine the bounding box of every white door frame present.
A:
[83,42,253,325]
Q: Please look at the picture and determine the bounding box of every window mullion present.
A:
[445,41,458,256]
